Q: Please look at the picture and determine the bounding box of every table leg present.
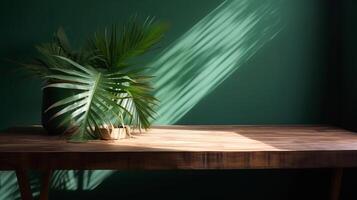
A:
[39,169,52,200]
[15,169,33,200]
[330,168,343,200]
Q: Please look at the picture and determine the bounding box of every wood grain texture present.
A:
[1,125,357,170]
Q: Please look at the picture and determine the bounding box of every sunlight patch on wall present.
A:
[151,0,282,124]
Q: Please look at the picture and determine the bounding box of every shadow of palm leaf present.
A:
[50,170,114,191]
[150,0,283,124]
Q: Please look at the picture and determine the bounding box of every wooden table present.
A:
[1,125,357,200]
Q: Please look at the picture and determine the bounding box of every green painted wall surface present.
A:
[340,0,357,131]
[0,0,354,200]
[0,0,224,129]
[0,0,328,129]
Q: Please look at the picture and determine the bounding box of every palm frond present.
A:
[89,17,168,69]
[19,27,82,78]
[44,56,132,141]
[18,17,167,140]
[55,27,72,56]
[106,68,158,130]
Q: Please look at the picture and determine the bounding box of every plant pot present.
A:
[41,86,77,135]
[98,125,131,140]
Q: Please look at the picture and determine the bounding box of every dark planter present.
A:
[41,87,77,135]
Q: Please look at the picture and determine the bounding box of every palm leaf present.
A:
[45,56,132,141]
[18,27,85,78]
[18,17,167,140]
[120,73,158,130]
[89,17,168,69]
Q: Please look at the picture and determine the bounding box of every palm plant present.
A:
[21,17,167,141]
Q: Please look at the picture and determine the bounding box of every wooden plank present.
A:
[2,125,357,152]
[1,151,357,170]
[0,125,357,170]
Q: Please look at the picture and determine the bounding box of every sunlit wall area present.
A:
[178,0,328,124]
[151,0,283,124]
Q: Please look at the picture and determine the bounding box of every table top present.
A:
[1,125,357,170]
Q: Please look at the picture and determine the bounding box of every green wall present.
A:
[0,0,224,129]
[0,0,329,128]
[323,0,357,132]
[340,0,357,131]
[1,0,355,199]
[178,0,328,125]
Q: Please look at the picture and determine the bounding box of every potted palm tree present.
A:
[20,17,167,142]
